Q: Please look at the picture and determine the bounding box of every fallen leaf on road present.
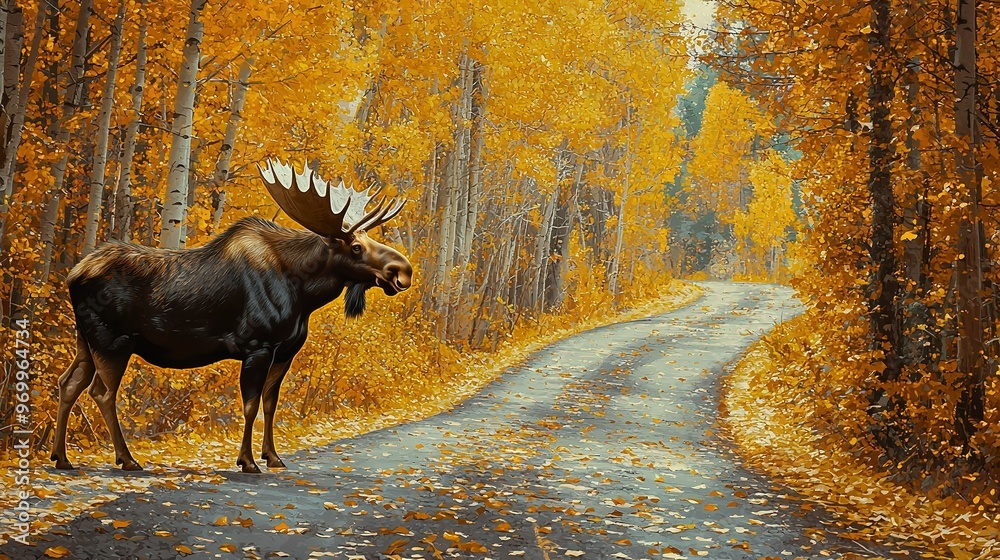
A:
[384,538,408,555]
[44,546,70,559]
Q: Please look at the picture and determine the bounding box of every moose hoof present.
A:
[53,458,75,470]
[265,457,287,469]
[241,462,262,474]
[117,456,143,471]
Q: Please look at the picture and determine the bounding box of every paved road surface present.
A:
[4,283,895,559]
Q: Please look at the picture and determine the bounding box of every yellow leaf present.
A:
[112,520,131,529]
[220,544,237,553]
[44,547,70,559]
[174,545,193,555]
[384,538,409,555]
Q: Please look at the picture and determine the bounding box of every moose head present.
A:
[258,159,413,316]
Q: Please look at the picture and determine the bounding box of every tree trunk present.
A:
[545,155,583,310]
[900,52,935,371]
[454,59,484,341]
[953,0,986,446]
[210,58,252,233]
[531,186,558,312]
[609,127,637,300]
[434,149,456,335]
[901,58,924,287]
[0,0,24,245]
[0,0,10,189]
[465,62,484,255]
[181,136,201,241]
[112,10,147,242]
[160,0,206,249]
[39,0,91,283]
[82,1,125,255]
[866,0,901,388]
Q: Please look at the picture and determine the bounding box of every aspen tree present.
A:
[112,8,148,242]
[82,1,125,255]
[209,58,252,232]
[160,0,206,249]
[39,0,90,283]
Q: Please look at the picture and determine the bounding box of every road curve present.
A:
[4,283,892,560]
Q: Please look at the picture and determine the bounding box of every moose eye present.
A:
[351,244,363,255]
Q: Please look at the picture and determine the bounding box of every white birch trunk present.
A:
[112,11,147,242]
[435,151,456,336]
[532,188,558,311]
[459,60,483,272]
[159,0,206,249]
[210,58,252,232]
[608,124,640,299]
[0,0,13,212]
[39,0,91,283]
[82,2,125,255]
[0,0,42,204]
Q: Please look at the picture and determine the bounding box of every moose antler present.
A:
[257,159,405,238]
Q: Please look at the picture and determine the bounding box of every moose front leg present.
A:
[89,353,141,471]
[261,360,292,469]
[51,334,97,470]
[237,349,273,473]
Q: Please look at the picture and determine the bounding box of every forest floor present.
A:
[0,282,908,559]
[724,315,1000,559]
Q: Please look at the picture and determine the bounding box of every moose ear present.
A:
[325,236,349,250]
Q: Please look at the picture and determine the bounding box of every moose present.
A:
[51,160,413,473]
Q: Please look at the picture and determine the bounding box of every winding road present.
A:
[4,283,893,559]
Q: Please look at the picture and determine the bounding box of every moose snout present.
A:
[386,262,412,292]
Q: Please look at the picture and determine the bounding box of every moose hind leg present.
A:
[237,349,273,473]
[261,360,292,469]
[89,353,141,471]
[51,335,97,469]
